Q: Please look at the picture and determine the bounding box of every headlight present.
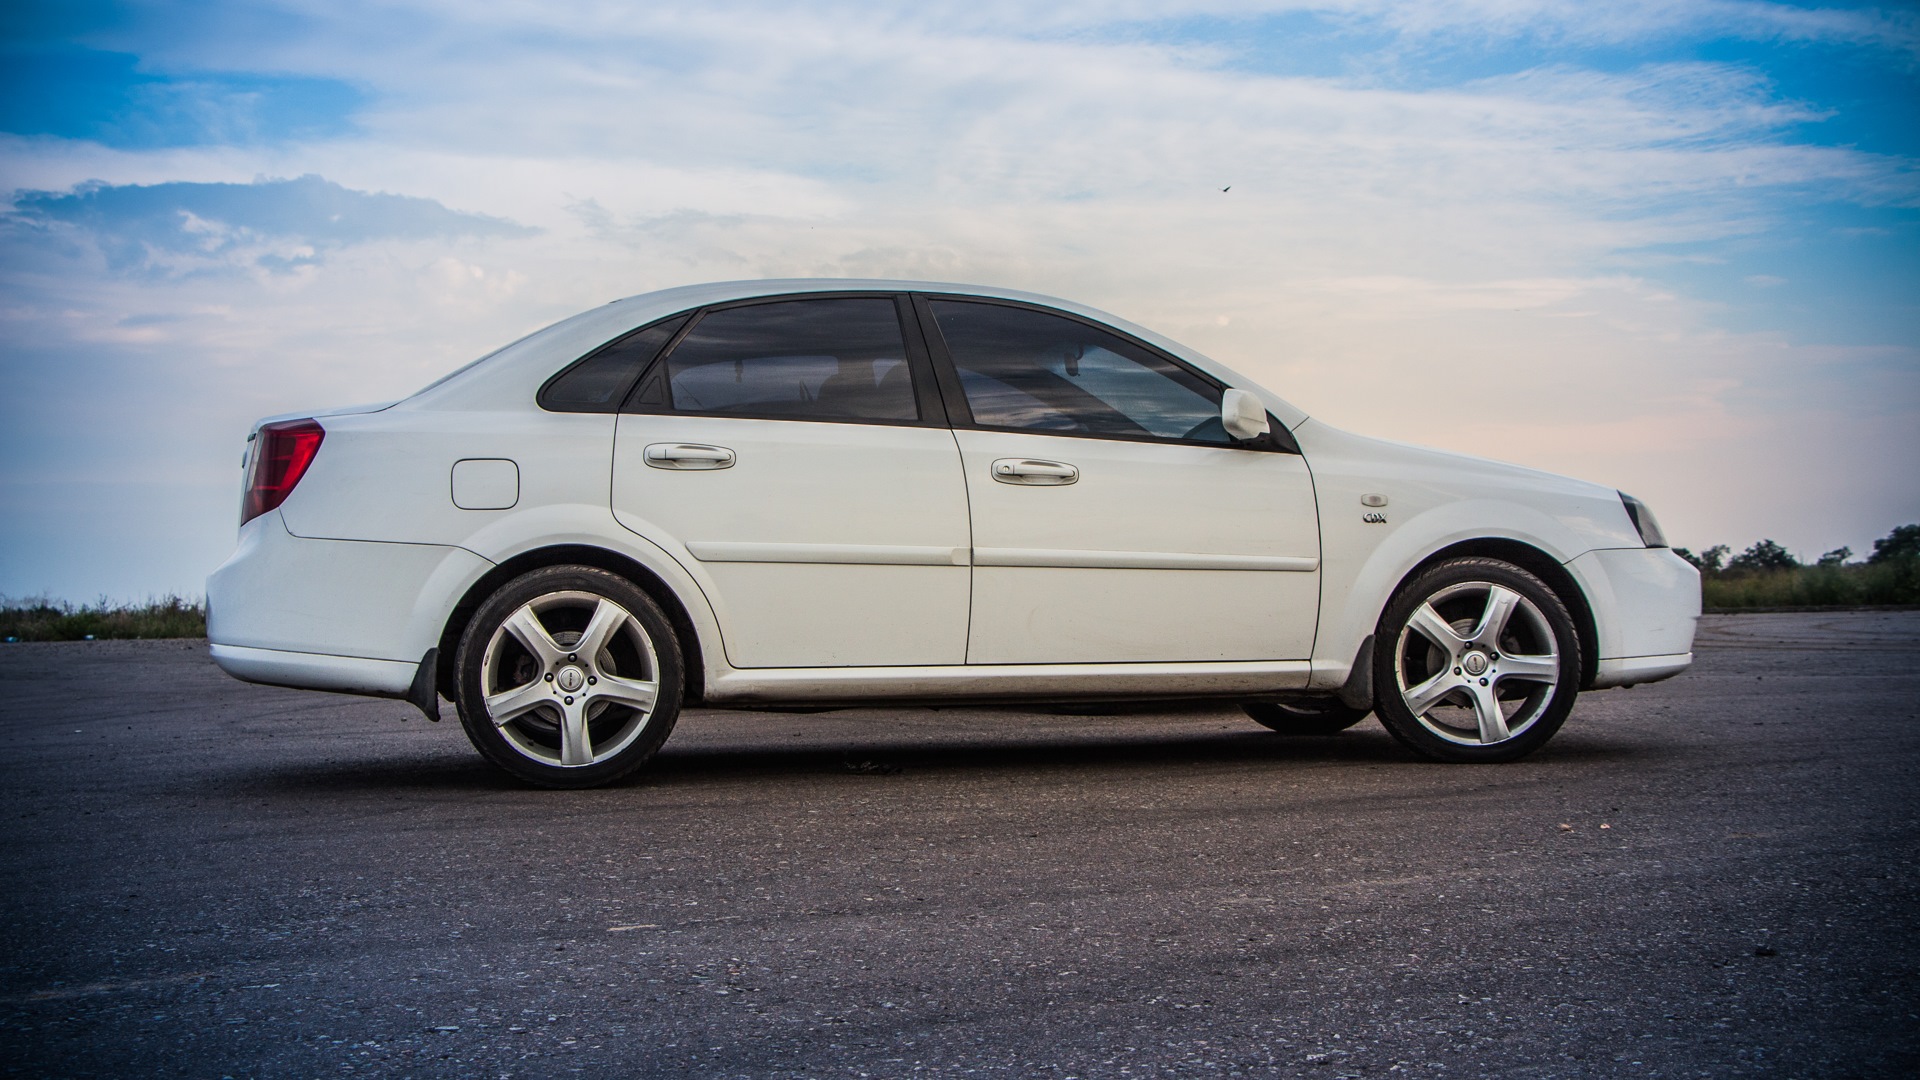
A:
[1618,492,1668,548]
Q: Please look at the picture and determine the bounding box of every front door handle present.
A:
[644,443,736,470]
[991,458,1078,486]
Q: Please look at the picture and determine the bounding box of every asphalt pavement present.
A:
[1,611,1916,1078]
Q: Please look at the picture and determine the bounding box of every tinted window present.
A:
[540,315,689,412]
[927,301,1227,443]
[661,298,918,422]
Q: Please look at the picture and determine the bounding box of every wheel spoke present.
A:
[575,598,629,664]
[559,700,594,766]
[1407,603,1465,654]
[1470,685,1511,743]
[1469,586,1522,649]
[485,680,553,726]
[1495,652,1558,683]
[590,674,658,714]
[502,605,565,667]
[1403,669,1464,716]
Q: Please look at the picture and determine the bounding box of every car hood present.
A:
[1293,418,1645,552]
[1302,420,1615,494]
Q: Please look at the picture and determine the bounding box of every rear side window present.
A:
[927,300,1228,443]
[657,298,918,422]
[540,315,689,412]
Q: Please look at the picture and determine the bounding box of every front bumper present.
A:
[1567,546,1701,689]
[1592,652,1694,690]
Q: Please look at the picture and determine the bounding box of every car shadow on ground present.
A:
[644,725,1655,781]
[649,727,1411,778]
[214,719,1655,798]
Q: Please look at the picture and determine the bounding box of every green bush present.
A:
[1871,524,1920,564]
[0,596,207,641]
[1687,523,1919,610]
[1702,560,1920,609]
[1726,538,1798,573]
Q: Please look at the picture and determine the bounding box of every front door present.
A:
[919,297,1321,665]
[612,295,970,668]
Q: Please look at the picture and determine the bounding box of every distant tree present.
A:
[1816,547,1852,567]
[1869,524,1920,564]
[1727,539,1798,573]
[1674,544,1729,574]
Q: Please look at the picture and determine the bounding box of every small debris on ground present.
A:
[842,759,901,775]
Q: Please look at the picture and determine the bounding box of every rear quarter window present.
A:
[539,315,690,412]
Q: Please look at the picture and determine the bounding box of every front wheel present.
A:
[1371,557,1581,763]
[454,565,683,788]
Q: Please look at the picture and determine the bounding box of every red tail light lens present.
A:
[241,419,326,526]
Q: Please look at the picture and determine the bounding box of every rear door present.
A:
[916,296,1321,665]
[611,295,971,668]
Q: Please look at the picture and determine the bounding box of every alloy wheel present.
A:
[1392,579,1562,747]
[479,590,663,768]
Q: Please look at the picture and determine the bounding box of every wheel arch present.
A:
[437,544,708,704]
[1397,538,1601,690]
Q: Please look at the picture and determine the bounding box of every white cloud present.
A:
[3,0,1916,596]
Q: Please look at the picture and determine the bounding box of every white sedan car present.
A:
[208,280,1699,787]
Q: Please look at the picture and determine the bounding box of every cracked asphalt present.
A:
[1,611,1916,1078]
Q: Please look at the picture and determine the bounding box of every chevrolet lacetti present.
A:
[207,280,1700,787]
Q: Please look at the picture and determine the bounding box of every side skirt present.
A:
[703,659,1313,707]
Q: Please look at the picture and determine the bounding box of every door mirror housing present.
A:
[1221,388,1271,441]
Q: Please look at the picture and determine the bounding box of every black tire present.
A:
[453,565,683,788]
[1371,557,1581,763]
[1242,697,1370,735]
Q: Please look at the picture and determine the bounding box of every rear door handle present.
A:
[991,458,1078,486]
[644,443,736,470]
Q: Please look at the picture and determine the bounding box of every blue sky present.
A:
[1,0,1916,600]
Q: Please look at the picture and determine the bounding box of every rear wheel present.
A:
[1371,557,1580,763]
[454,565,683,788]
[1242,697,1369,735]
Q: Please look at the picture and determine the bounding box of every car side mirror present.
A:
[1221,388,1271,441]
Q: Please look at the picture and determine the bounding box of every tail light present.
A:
[241,419,326,526]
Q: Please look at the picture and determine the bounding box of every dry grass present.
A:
[0,596,206,641]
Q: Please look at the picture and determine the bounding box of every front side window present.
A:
[658,298,918,422]
[926,300,1228,443]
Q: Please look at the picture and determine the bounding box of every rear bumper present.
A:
[206,512,491,674]
[210,643,417,697]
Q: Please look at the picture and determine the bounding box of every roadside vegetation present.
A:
[1678,524,1920,610]
[0,595,206,642]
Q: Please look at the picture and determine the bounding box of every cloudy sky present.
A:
[2,0,1916,601]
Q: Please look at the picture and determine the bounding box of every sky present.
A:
[1,0,1916,602]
